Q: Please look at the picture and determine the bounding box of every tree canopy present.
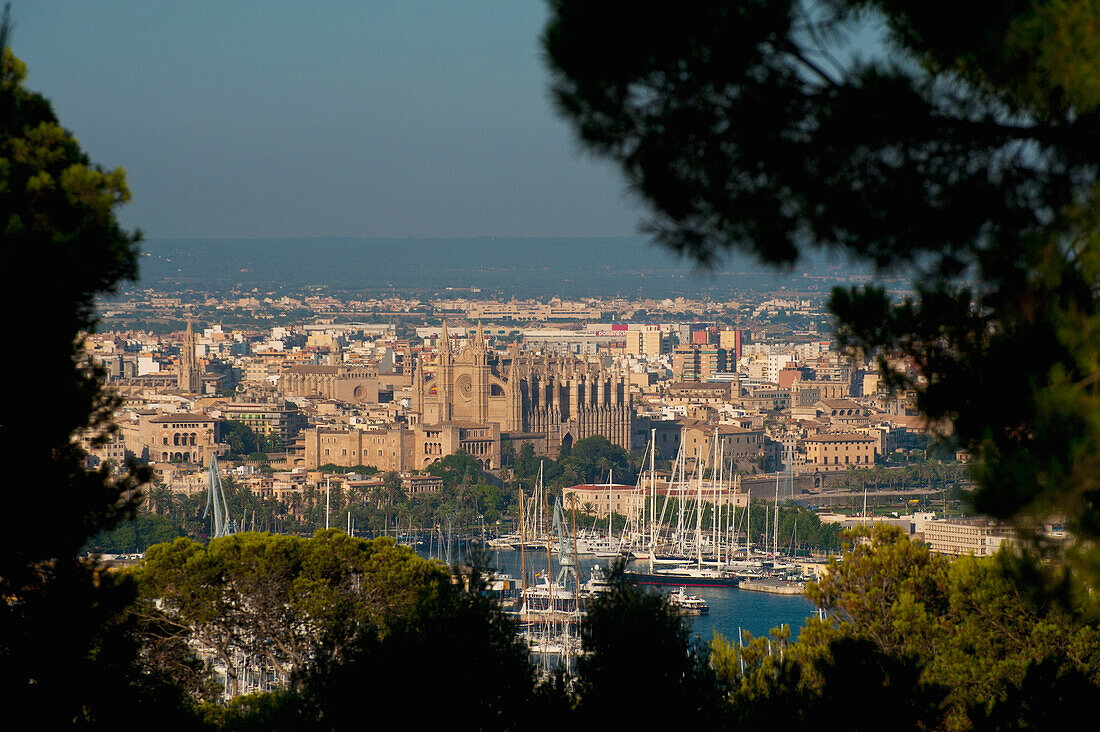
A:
[510,436,635,492]
[0,13,152,722]
[543,1,1100,549]
[712,525,1100,729]
[136,531,453,697]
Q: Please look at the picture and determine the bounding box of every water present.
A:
[419,543,816,645]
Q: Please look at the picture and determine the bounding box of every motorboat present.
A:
[667,587,709,616]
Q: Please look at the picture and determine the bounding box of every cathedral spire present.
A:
[439,320,451,357]
[507,343,520,381]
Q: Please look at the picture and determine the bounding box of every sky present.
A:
[8,2,645,240]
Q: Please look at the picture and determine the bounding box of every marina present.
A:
[422,545,817,644]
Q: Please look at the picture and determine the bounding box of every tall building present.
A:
[413,322,633,458]
[177,317,201,394]
[718,328,743,361]
[626,325,665,358]
[672,344,730,382]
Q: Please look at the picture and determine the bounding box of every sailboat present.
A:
[624,434,739,587]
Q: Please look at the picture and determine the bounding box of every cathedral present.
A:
[412,323,633,458]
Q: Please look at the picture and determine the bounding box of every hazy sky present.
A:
[8,2,645,240]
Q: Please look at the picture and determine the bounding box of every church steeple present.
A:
[178,315,200,394]
[507,343,519,381]
[439,320,452,360]
[412,354,425,415]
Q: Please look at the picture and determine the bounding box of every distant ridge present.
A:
[135,236,857,297]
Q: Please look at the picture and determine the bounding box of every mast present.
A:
[711,428,719,565]
[746,483,751,558]
[676,431,686,553]
[773,470,780,558]
[520,484,526,613]
[696,442,704,567]
[607,469,613,546]
[545,487,553,617]
[716,439,724,567]
[649,428,656,552]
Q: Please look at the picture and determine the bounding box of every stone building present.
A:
[681,423,769,467]
[178,318,202,394]
[813,398,871,429]
[412,323,632,459]
[139,412,221,465]
[300,422,500,472]
[281,363,383,404]
[301,427,416,472]
[802,433,876,472]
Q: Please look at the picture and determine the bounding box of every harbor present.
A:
[424,545,818,644]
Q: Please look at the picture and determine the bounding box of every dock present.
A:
[739,578,807,596]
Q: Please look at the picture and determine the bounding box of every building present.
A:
[402,473,444,496]
[413,323,632,460]
[564,478,748,521]
[178,318,202,394]
[140,412,221,465]
[563,483,641,519]
[921,518,1014,557]
[281,363,384,404]
[718,329,743,361]
[665,381,738,405]
[814,398,871,429]
[802,433,876,472]
[626,326,666,358]
[219,401,307,445]
[300,422,501,472]
[672,344,730,382]
[681,423,767,466]
[302,427,416,472]
[416,422,500,470]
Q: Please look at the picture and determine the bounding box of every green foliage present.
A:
[287,563,545,730]
[763,525,1100,729]
[743,500,842,553]
[427,449,482,489]
[542,0,1100,553]
[557,435,636,486]
[0,17,161,723]
[315,463,378,476]
[221,420,260,457]
[511,436,635,492]
[575,564,724,725]
[135,531,451,696]
[511,441,564,490]
[86,513,185,554]
[159,538,549,729]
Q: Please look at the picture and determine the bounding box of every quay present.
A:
[739,578,807,596]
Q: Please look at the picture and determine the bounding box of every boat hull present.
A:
[622,571,740,588]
